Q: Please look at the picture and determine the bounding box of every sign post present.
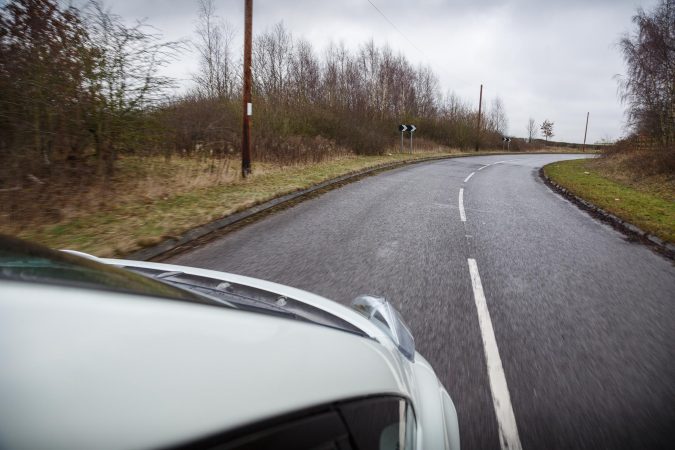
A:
[502,137,511,151]
[398,124,408,153]
[398,124,416,154]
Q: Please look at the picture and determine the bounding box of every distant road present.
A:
[171,154,675,449]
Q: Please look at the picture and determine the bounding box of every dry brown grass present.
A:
[2,150,455,256]
[1,156,239,232]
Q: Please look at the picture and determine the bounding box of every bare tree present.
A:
[288,37,321,104]
[527,118,537,143]
[617,0,674,147]
[254,22,293,101]
[489,97,508,135]
[194,0,235,99]
[415,64,439,118]
[540,120,554,142]
[85,0,182,176]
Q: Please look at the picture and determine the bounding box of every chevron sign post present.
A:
[399,124,417,154]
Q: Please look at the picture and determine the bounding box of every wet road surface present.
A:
[171,154,675,449]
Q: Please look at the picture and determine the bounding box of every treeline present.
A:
[615,0,674,171]
[0,0,508,188]
[176,0,508,164]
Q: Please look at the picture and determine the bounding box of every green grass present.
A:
[544,159,675,243]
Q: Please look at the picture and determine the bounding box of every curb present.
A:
[539,167,675,261]
[126,151,594,262]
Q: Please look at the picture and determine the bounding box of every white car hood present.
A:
[101,257,394,344]
[0,281,410,450]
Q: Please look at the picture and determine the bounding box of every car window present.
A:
[339,397,416,450]
[175,396,416,450]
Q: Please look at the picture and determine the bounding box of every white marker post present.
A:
[409,124,417,154]
[398,124,408,153]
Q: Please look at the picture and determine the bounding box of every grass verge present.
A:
[10,151,457,257]
[544,158,675,243]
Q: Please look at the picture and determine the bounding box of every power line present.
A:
[365,0,427,58]
[364,0,471,89]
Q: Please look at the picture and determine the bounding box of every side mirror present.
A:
[351,295,415,361]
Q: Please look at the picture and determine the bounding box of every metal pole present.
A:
[475,84,483,151]
[507,140,510,151]
[582,112,589,152]
[401,131,403,153]
[241,0,253,178]
[410,131,413,154]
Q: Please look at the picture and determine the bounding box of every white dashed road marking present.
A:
[458,189,466,222]
[477,160,504,171]
[467,258,522,450]
[464,172,475,183]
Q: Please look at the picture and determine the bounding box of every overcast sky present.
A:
[108,0,658,144]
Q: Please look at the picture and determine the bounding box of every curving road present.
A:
[170,154,675,449]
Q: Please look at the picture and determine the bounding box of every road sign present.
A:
[399,124,416,154]
[502,137,511,142]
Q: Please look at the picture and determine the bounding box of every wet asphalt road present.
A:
[170,154,675,449]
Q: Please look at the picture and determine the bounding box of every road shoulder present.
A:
[541,159,674,260]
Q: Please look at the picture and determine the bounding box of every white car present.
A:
[0,236,460,449]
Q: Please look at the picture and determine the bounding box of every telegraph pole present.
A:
[241,0,253,177]
[475,84,483,151]
[582,112,589,152]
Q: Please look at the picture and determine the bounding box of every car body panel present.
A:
[1,244,460,449]
[100,258,460,449]
[102,258,395,345]
[0,281,412,450]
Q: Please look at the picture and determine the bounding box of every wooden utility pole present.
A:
[582,112,589,152]
[241,0,253,177]
[475,84,483,151]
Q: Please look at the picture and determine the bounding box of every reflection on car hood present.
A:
[102,258,391,343]
[119,263,367,337]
